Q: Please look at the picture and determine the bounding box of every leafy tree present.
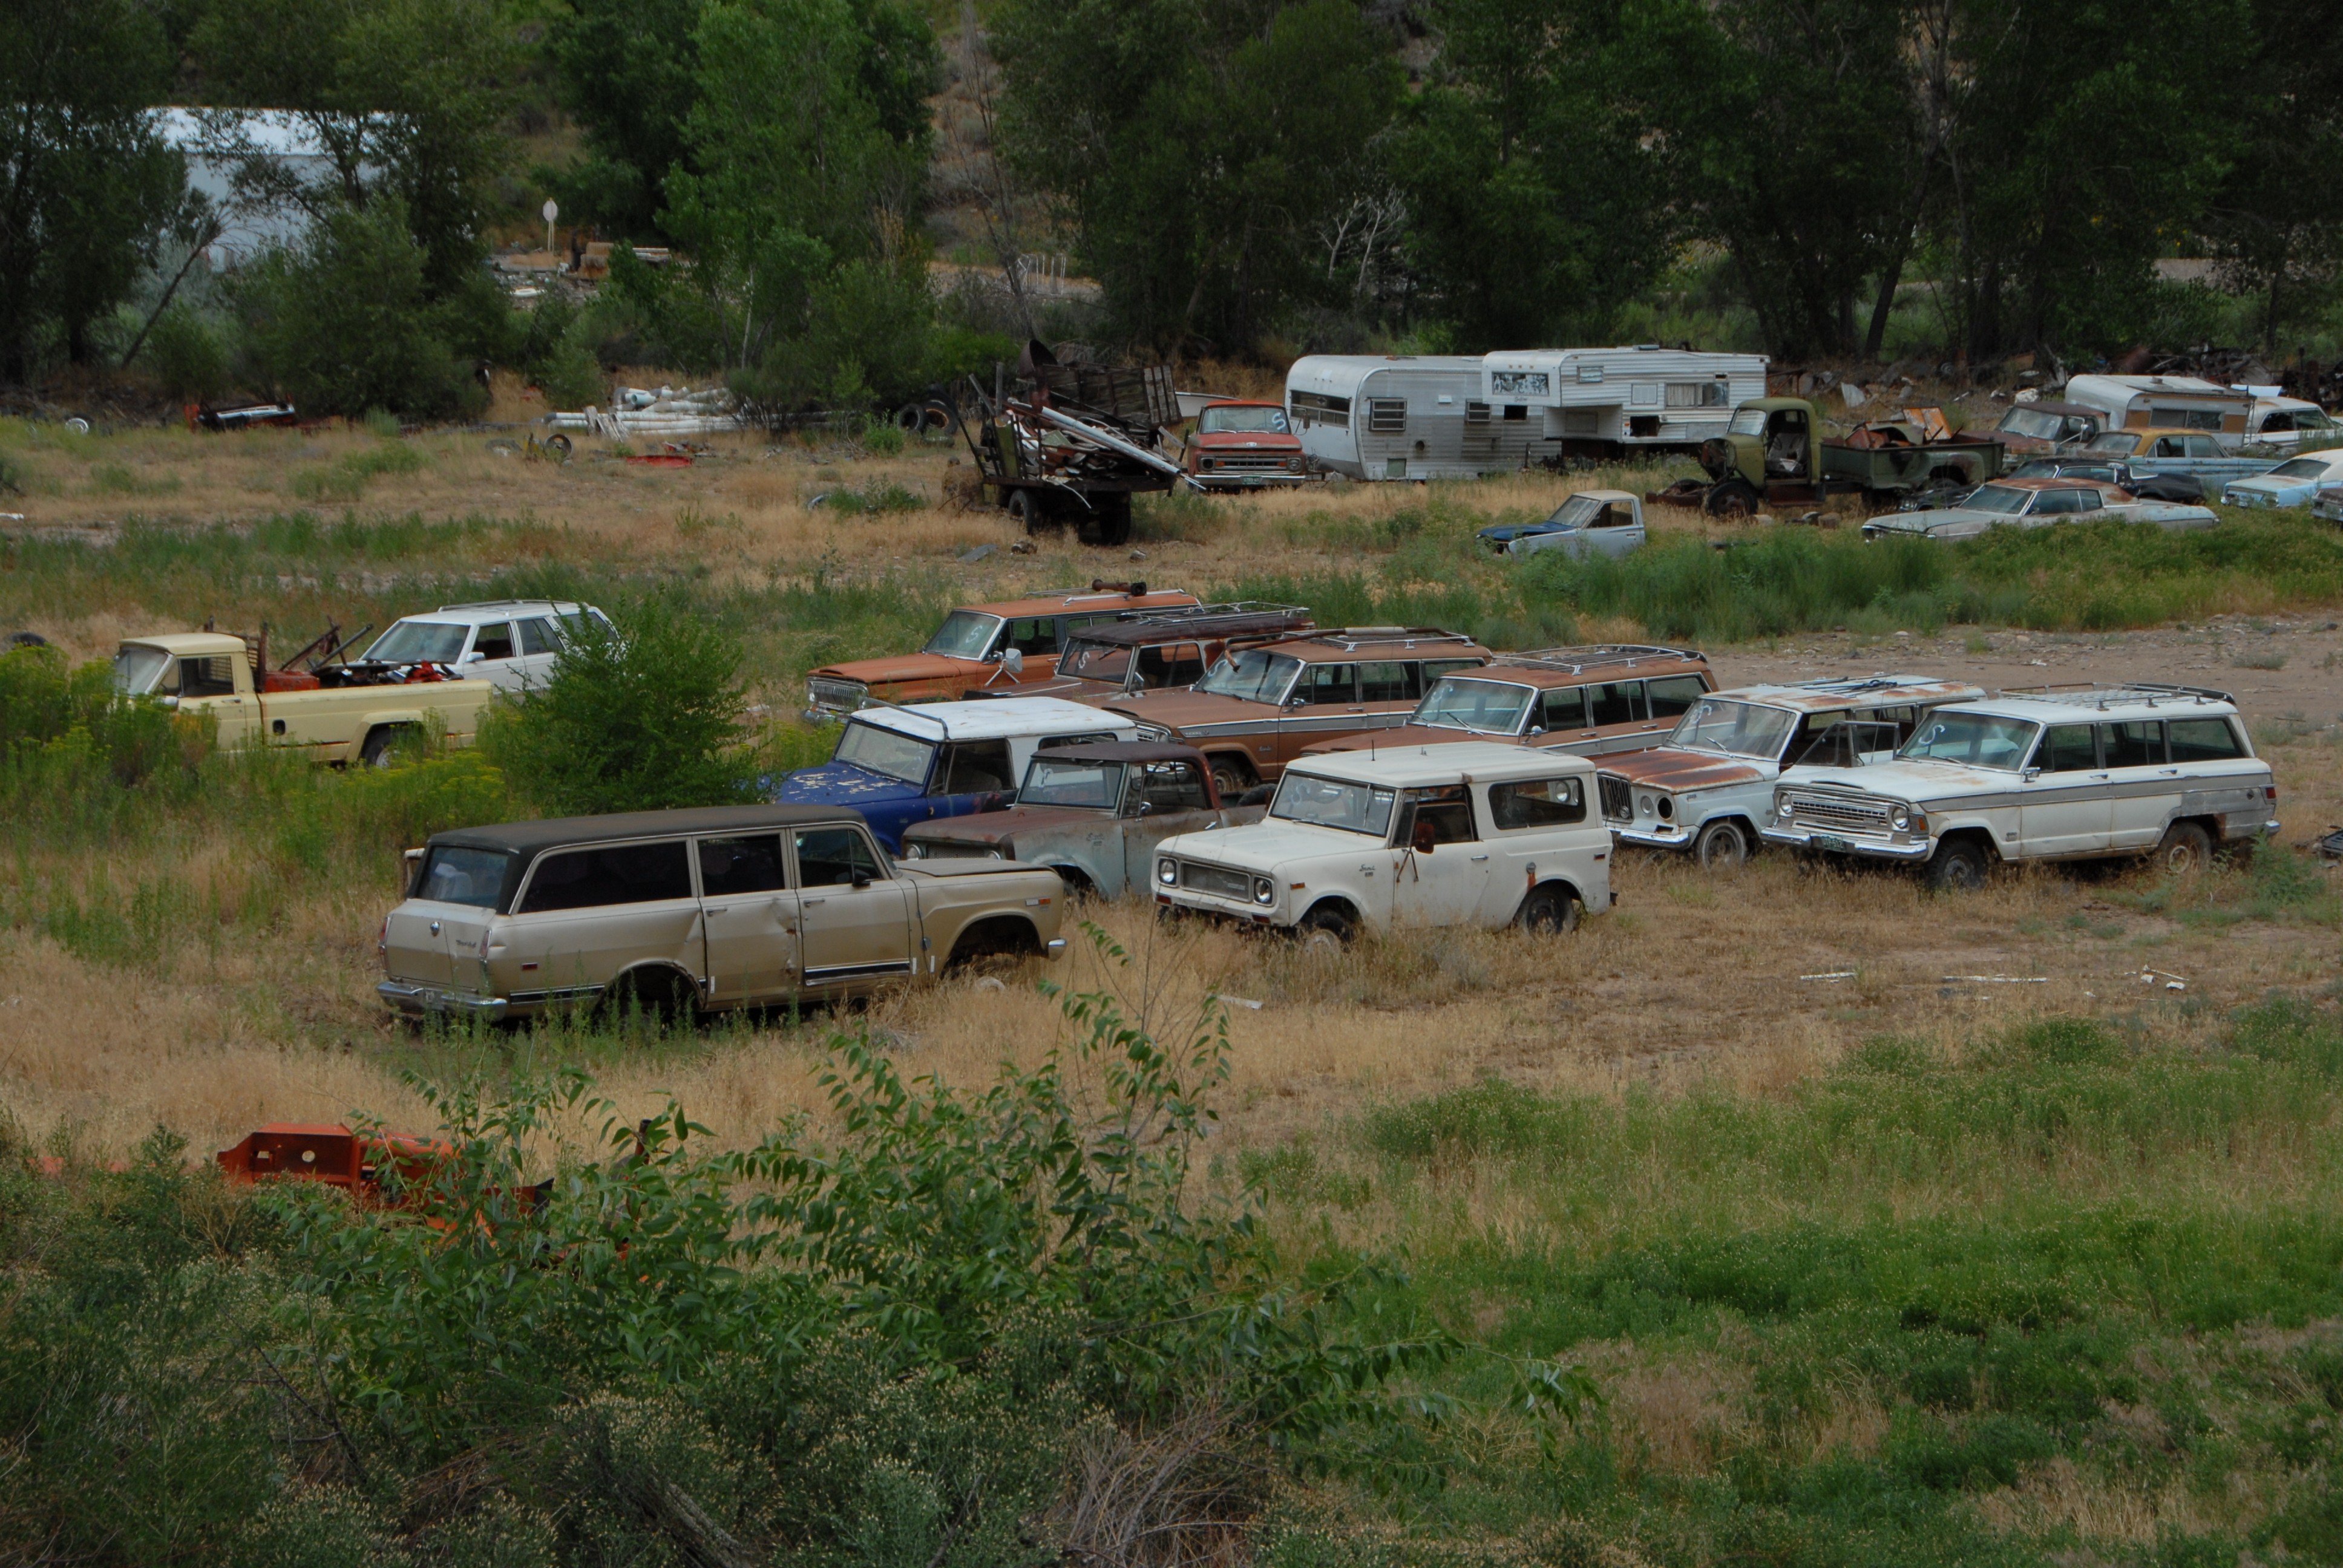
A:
[480,600,757,815]
[545,0,708,240]
[2200,5,2343,352]
[0,0,185,377]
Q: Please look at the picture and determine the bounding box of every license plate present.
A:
[1814,833,1852,852]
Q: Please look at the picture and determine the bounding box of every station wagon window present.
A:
[834,720,936,785]
[922,611,1004,659]
[1900,713,2035,769]
[1366,399,1406,434]
[1139,760,1210,813]
[2100,721,2165,768]
[2036,724,2099,772]
[1584,680,1645,727]
[516,617,562,656]
[1645,675,1707,719]
[1357,661,1418,703]
[1133,642,1205,687]
[1489,777,1586,829]
[182,655,238,697]
[1539,685,1588,731]
[1198,648,1300,703]
[471,623,516,660]
[1270,774,1396,836]
[415,845,511,907]
[1418,678,1534,732]
[1004,617,1060,657]
[519,840,693,912]
[794,827,886,887]
[1423,658,1483,684]
[1298,663,1358,705]
[698,835,789,895]
[937,739,1014,794]
[1393,785,1476,848]
[2169,717,2246,762]
[1021,754,1122,808]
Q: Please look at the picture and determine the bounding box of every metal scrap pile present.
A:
[961,342,1200,547]
[548,384,746,440]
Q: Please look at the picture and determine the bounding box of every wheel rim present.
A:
[1944,854,1981,890]
[2164,840,2202,874]
[1699,825,1746,869]
[1302,927,1342,958]
[1211,766,1245,800]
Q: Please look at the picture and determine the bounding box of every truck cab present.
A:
[1186,400,1308,489]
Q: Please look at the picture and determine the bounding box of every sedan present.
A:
[2222,449,2343,509]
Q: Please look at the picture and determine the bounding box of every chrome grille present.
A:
[1179,861,1252,901]
[1210,455,1292,472]
[1785,793,1892,832]
[1598,775,1633,822]
[807,677,868,714]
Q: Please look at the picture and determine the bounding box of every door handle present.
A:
[804,897,827,906]
[1470,854,1489,862]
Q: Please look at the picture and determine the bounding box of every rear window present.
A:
[518,841,693,912]
[414,845,512,907]
[2169,717,2246,762]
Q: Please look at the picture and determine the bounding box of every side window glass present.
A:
[698,834,789,895]
[2153,437,2184,457]
[1300,663,1358,705]
[1358,661,1415,703]
[182,655,238,697]
[517,618,561,656]
[2169,717,2246,762]
[938,739,1014,794]
[2189,435,2220,457]
[795,826,885,886]
[473,622,517,661]
[2100,721,2164,768]
[1489,777,1585,829]
[2036,724,2099,772]
[1585,681,1643,727]
[1541,685,1588,730]
[518,841,692,912]
[2033,490,2076,515]
[1392,784,1476,848]
[1006,618,1058,656]
[1142,761,1210,813]
[1136,642,1205,687]
[1644,675,1706,719]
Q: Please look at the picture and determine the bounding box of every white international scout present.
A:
[1765,685,2279,889]
[1148,742,1612,947]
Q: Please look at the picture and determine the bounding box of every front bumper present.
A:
[1154,888,1287,926]
[1612,822,1691,850]
[1761,826,1933,860]
[1193,472,1309,489]
[378,980,511,1021]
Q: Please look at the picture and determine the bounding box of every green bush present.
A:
[141,305,234,404]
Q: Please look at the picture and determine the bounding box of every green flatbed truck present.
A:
[1647,398,2005,517]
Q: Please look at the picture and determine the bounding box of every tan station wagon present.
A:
[379,805,1065,1022]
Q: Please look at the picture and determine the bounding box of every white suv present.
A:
[1150,742,1612,947]
[1766,685,2278,889]
[353,600,612,692]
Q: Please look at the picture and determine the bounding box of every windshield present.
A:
[1270,773,1398,837]
[111,644,174,694]
[1200,405,1289,434]
[922,611,1003,659]
[1668,698,1799,760]
[1997,407,2066,440]
[415,845,511,907]
[2269,457,2332,480]
[1728,408,1768,437]
[1018,755,1124,809]
[1541,494,1605,529]
[1961,484,2032,515]
[833,719,937,785]
[1899,713,2038,770]
[1197,648,1300,703]
[365,619,470,665]
[1415,677,1534,733]
[2083,432,2140,456]
[1055,639,1133,684]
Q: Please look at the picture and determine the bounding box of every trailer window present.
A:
[1366,399,1406,434]
[2149,407,2226,432]
[1464,402,1492,425]
[1665,382,1728,408]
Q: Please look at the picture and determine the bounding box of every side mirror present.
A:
[460,650,485,664]
[2022,765,2042,782]
[1000,647,1025,678]
[851,871,873,890]
[1136,799,1153,816]
[1285,693,1308,708]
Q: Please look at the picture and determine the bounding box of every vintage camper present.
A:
[1286,349,1770,480]
[2063,375,2252,451]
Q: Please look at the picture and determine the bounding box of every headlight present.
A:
[1889,804,1911,831]
[1285,454,1303,472]
[1253,876,1274,906]
[1777,796,1795,820]
[1158,858,1177,886]
[1638,794,1654,817]
[905,841,925,858]
[1656,796,1674,820]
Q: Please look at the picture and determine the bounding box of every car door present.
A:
[2019,723,2112,857]
[2100,720,2178,849]
[179,652,258,747]
[1271,661,1365,760]
[1588,501,1645,557]
[465,621,522,688]
[792,825,917,987]
[1121,758,1217,895]
[504,839,703,1003]
[1389,785,1489,927]
[1581,679,1655,756]
[513,616,565,690]
[695,833,797,1003]
[1476,776,1594,922]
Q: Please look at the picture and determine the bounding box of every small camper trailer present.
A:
[1479,347,1769,460]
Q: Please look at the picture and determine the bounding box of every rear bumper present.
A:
[1046,938,1067,956]
[1761,826,1933,860]
[378,980,511,1021]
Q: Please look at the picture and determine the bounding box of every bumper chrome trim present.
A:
[1046,937,1067,957]
[1761,827,1933,860]
[378,980,510,1021]
[1614,825,1689,849]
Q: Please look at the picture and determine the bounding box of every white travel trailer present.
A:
[2063,375,2253,450]
[1479,347,1770,459]
[1286,348,1770,480]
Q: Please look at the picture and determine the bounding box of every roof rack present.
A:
[1780,675,1956,694]
[1501,643,1706,674]
[436,599,575,612]
[1293,626,1482,652]
[1076,603,1313,645]
[1996,682,2235,710]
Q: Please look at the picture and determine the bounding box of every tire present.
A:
[1007,488,1049,535]
[1208,757,1253,804]
[545,433,572,463]
[1298,904,1354,956]
[895,403,924,432]
[605,967,695,1025]
[2152,820,2214,876]
[919,402,956,435]
[1694,819,1748,871]
[1705,479,1759,518]
[1079,492,1132,547]
[1516,884,1581,936]
[1924,836,1988,892]
[358,725,416,769]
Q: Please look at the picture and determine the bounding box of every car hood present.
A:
[811,652,986,687]
[903,804,1112,844]
[1303,723,1509,754]
[1103,689,1279,727]
[1601,747,1772,791]
[778,762,922,803]
[1784,760,2016,803]
[1476,521,1575,543]
[1156,818,1375,869]
[1193,431,1299,448]
[2225,475,2313,494]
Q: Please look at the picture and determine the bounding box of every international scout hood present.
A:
[1303,724,1508,755]
[903,804,1106,846]
[778,762,922,805]
[811,652,988,687]
[1158,819,1369,869]
[1601,746,1771,792]
[1101,688,1277,728]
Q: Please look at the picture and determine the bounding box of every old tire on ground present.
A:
[2152,820,2214,876]
[1705,479,1759,518]
[1517,884,1581,936]
[545,433,572,463]
[1694,819,1748,871]
[1299,904,1354,957]
[1208,756,1253,803]
[920,401,956,435]
[1079,492,1133,547]
[1924,836,1988,892]
[358,725,418,769]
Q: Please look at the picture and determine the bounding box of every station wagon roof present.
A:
[1288,740,1594,789]
[1066,603,1311,647]
[1264,626,1487,661]
[1492,643,1706,676]
[430,803,858,860]
[960,587,1195,619]
[1950,684,2239,724]
[852,696,1138,740]
[1711,676,1986,713]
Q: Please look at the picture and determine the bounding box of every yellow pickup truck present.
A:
[111,632,497,766]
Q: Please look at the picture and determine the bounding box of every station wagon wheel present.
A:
[1208,758,1251,803]
[1924,837,1988,893]
[605,967,695,1027]
[1517,884,1581,936]
[2152,821,2213,877]
[1694,820,1748,871]
[1298,905,1354,956]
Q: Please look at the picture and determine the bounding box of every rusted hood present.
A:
[903,804,1109,845]
[1601,747,1769,792]
[1192,430,1300,450]
[1303,724,1501,756]
[1101,689,1274,729]
[812,652,990,688]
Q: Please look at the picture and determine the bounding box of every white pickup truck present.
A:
[1765,685,2278,889]
[1150,742,1612,947]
